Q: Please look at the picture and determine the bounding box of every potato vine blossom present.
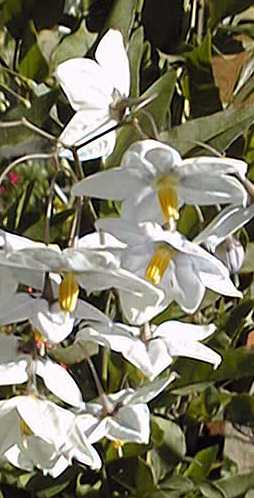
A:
[77,377,175,445]
[55,29,130,161]
[0,395,101,476]
[0,230,164,325]
[96,218,242,316]
[77,320,221,379]
[72,139,248,226]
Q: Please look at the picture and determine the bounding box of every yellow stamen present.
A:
[33,329,46,355]
[20,419,33,437]
[156,176,179,224]
[112,439,124,449]
[20,420,33,449]
[59,272,79,312]
[145,244,176,285]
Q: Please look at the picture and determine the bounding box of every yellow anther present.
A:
[112,439,124,449]
[20,419,33,449]
[156,176,179,224]
[58,272,79,312]
[20,419,33,437]
[145,244,176,285]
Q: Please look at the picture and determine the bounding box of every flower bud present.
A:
[215,236,245,274]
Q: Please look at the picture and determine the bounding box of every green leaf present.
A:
[106,68,177,167]
[172,347,254,391]
[152,416,186,461]
[23,208,74,241]
[76,473,101,497]
[208,0,254,28]
[26,469,73,497]
[107,456,155,496]
[0,89,57,159]
[215,473,254,498]
[225,394,254,425]
[105,0,137,42]
[222,299,254,338]
[135,458,156,497]
[19,23,49,82]
[177,205,201,238]
[162,105,254,156]
[51,20,97,70]
[199,482,225,498]
[128,26,144,98]
[184,33,222,118]
[184,446,219,483]
[161,475,194,493]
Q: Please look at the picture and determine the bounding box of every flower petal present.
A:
[95,29,130,96]
[35,359,83,407]
[16,396,74,448]
[72,167,144,199]
[126,375,176,404]
[0,359,28,385]
[194,204,254,251]
[31,299,75,343]
[0,293,31,325]
[178,174,247,206]
[180,156,248,179]
[59,109,114,149]
[168,255,206,313]
[146,339,173,379]
[108,404,150,444]
[55,58,113,111]
[155,321,216,342]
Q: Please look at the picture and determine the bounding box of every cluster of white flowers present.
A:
[0,29,252,478]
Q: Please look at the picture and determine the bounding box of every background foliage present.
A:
[1,0,254,496]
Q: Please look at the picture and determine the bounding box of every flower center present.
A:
[156,176,179,225]
[58,272,79,312]
[145,244,176,285]
[109,88,128,121]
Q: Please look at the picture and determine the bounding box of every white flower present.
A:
[74,232,166,323]
[77,320,221,379]
[72,139,248,225]
[77,377,175,445]
[0,395,101,476]
[0,231,164,324]
[55,29,130,161]
[96,218,242,315]
[0,335,83,407]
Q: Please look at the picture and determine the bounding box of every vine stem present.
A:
[0,117,57,143]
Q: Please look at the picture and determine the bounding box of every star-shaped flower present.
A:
[0,395,101,476]
[96,218,242,317]
[72,139,247,225]
[0,231,165,325]
[77,320,221,379]
[77,377,175,445]
[55,29,130,161]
